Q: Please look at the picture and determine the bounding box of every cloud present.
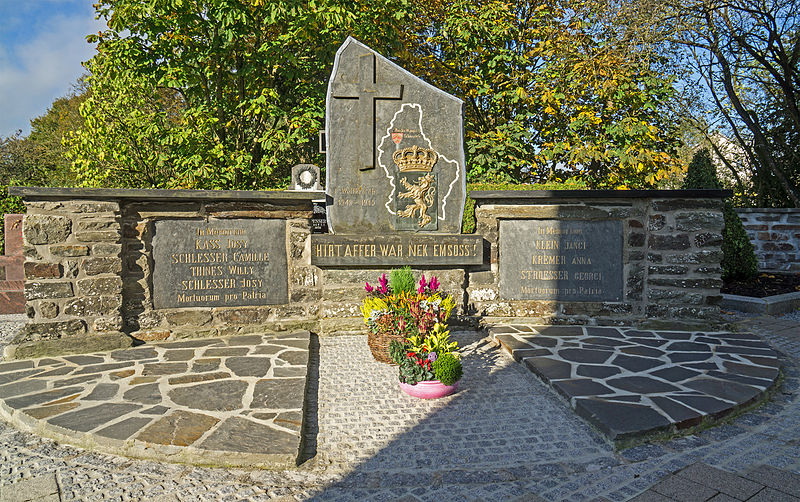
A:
[0,8,104,137]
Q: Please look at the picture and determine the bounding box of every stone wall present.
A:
[8,188,469,358]
[737,209,800,272]
[15,199,128,357]
[467,191,728,329]
[7,187,729,358]
[119,200,316,343]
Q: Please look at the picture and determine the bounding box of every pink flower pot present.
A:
[399,380,459,399]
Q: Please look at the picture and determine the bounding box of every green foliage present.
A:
[389,339,437,384]
[682,149,722,190]
[406,323,458,355]
[433,353,463,386]
[389,266,416,295]
[69,0,411,189]
[66,0,685,191]
[461,179,588,233]
[682,149,757,281]
[721,202,758,281]
[0,86,83,250]
[1,89,82,190]
[400,0,683,188]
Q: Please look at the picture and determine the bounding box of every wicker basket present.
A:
[367,327,405,364]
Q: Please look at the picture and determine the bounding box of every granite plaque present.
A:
[152,219,288,308]
[499,220,623,301]
[325,37,466,234]
[311,234,483,266]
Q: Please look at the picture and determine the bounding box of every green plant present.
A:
[389,266,416,295]
[389,339,437,384]
[682,148,757,281]
[683,149,722,190]
[721,202,758,280]
[406,323,458,355]
[433,353,463,386]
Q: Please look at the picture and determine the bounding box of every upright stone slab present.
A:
[325,37,466,234]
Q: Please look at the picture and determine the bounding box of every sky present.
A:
[0,0,104,138]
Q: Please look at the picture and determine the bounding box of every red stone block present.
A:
[0,256,24,281]
[0,291,25,314]
[24,261,62,279]
[3,214,23,256]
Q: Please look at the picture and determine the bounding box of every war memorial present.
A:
[0,38,799,501]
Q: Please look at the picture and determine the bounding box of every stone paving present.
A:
[0,313,798,501]
[0,332,310,469]
[492,326,781,443]
[629,462,800,501]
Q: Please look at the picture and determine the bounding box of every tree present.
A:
[664,0,800,207]
[1,85,83,189]
[1,84,84,250]
[68,0,412,190]
[396,0,685,187]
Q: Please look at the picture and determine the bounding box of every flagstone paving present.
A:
[0,313,798,501]
[492,326,782,443]
[0,331,310,469]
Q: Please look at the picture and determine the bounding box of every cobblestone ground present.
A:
[1,313,799,501]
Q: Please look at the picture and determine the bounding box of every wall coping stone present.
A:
[9,186,322,204]
[470,189,732,201]
[736,208,800,214]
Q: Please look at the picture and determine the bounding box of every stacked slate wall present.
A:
[8,188,729,358]
[15,200,128,357]
[737,209,800,272]
[119,200,316,343]
[467,194,726,329]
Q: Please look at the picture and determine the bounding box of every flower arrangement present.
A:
[360,267,456,364]
[388,323,463,386]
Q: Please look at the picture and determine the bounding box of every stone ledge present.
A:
[722,292,800,315]
[470,189,732,201]
[9,186,321,204]
[4,332,133,360]
[737,208,800,214]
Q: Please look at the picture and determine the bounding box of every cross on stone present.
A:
[332,53,403,171]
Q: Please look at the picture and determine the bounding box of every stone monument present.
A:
[315,37,481,267]
[324,37,467,235]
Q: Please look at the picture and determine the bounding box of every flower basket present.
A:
[361,268,455,364]
[367,323,404,364]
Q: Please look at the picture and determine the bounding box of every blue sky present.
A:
[0,0,104,137]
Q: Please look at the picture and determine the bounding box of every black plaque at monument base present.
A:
[311,234,483,266]
[499,220,623,301]
[152,219,288,308]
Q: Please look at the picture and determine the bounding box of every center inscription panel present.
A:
[152,219,288,309]
[499,220,623,302]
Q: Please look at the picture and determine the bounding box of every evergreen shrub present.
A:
[682,149,757,280]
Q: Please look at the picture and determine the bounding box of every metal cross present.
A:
[332,53,403,171]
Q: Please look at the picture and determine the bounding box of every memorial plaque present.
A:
[325,37,466,234]
[499,220,623,301]
[152,219,288,308]
[311,234,483,266]
[311,200,328,234]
